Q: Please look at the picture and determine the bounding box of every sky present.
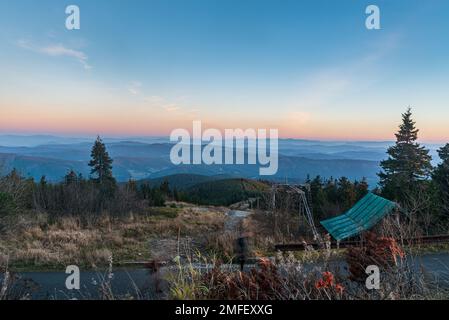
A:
[1,0,449,142]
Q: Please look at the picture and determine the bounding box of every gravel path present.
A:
[224,210,251,233]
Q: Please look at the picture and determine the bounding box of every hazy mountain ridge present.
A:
[0,135,445,185]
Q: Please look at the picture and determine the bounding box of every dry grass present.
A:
[168,245,449,300]
[0,205,227,270]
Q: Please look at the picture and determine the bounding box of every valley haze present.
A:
[0,134,445,187]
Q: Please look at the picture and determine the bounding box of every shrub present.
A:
[197,259,283,300]
[149,207,179,219]
[346,231,405,282]
[0,192,16,216]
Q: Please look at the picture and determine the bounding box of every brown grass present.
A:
[0,205,226,270]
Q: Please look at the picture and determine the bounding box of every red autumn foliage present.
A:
[199,258,284,300]
[314,271,345,295]
[346,231,405,282]
[315,271,334,289]
[335,283,344,294]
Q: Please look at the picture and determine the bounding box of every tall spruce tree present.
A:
[379,108,432,202]
[88,136,116,206]
[433,144,449,217]
[89,136,115,184]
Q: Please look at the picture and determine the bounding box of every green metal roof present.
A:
[320,193,398,241]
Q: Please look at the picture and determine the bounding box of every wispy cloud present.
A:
[144,96,182,113]
[127,83,197,116]
[17,40,92,70]
[144,95,164,103]
[163,104,180,112]
[128,81,142,95]
[289,32,402,111]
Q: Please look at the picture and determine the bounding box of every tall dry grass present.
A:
[167,235,449,300]
[0,206,226,269]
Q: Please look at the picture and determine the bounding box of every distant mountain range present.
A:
[0,134,445,187]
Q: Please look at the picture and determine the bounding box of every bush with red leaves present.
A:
[346,231,405,282]
[314,271,345,296]
[198,258,284,300]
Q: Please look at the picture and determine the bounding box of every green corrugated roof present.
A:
[320,193,398,241]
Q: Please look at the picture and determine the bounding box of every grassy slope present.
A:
[0,206,226,271]
[184,178,270,206]
[137,173,223,190]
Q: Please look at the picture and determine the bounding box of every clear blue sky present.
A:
[1,0,449,141]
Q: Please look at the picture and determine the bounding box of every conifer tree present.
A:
[355,177,369,199]
[64,170,78,185]
[89,136,115,185]
[159,179,170,196]
[379,108,432,202]
[337,177,357,211]
[433,143,449,217]
[88,136,116,208]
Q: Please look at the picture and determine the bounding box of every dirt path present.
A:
[224,210,251,233]
[145,208,251,262]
